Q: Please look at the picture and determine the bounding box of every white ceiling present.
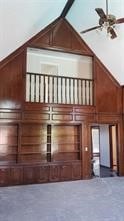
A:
[1,0,124,85]
[67,0,124,85]
[0,0,67,60]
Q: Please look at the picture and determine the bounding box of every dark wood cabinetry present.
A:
[60,164,72,181]
[72,162,81,180]
[10,167,23,185]
[0,162,82,186]
[50,164,60,182]
[0,168,10,186]
[36,165,49,183]
[0,120,82,186]
[51,125,81,162]
[23,166,36,184]
[21,124,47,163]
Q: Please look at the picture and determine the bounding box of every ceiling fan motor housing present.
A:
[107,14,116,26]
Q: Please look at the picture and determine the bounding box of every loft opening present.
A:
[26,48,94,105]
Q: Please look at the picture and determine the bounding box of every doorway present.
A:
[91,124,118,177]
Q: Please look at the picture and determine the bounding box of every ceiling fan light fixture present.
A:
[80,0,124,39]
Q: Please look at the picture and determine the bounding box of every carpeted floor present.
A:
[0,177,124,221]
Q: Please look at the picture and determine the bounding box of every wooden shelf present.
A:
[22,143,47,146]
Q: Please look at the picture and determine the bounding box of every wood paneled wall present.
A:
[0,17,124,186]
[94,58,122,114]
[0,51,26,109]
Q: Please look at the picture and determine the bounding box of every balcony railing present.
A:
[26,72,94,105]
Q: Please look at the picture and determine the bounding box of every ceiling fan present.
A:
[80,0,124,39]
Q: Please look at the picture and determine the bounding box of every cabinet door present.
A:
[0,125,18,164]
[0,168,10,186]
[36,166,49,183]
[23,167,36,184]
[10,167,23,185]
[72,163,81,180]
[49,165,60,182]
[60,164,72,181]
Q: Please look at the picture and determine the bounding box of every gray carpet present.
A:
[0,177,124,221]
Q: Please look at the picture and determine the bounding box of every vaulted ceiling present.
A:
[1,0,124,84]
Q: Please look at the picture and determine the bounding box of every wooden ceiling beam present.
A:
[60,0,75,18]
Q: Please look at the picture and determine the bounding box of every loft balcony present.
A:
[26,72,94,106]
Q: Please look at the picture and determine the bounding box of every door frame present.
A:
[90,123,119,177]
[109,124,119,175]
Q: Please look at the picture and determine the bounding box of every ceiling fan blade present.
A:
[116,18,124,24]
[95,8,107,20]
[107,27,117,39]
[80,25,101,34]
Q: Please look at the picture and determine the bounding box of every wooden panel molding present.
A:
[24,112,50,121]
[52,114,73,121]
[0,111,21,120]
[75,114,96,122]
[52,106,73,113]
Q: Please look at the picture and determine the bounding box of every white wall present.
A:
[27,48,92,79]
[92,128,99,153]
[99,125,110,167]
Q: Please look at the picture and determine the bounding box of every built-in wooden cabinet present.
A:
[51,125,81,162]
[0,162,82,186]
[20,123,81,164]
[0,122,82,186]
[21,124,47,163]
[36,165,49,183]
[10,167,23,185]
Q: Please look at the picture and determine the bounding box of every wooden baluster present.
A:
[92,81,94,105]
[81,80,83,105]
[48,76,50,103]
[61,77,62,103]
[89,80,91,105]
[44,75,45,103]
[34,74,36,102]
[85,80,87,105]
[77,79,79,105]
[69,78,71,104]
[39,75,41,102]
[52,77,54,103]
[65,78,67,104]
[57,77,58,104]
[29,74,32,102]
[73,79,75,104]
